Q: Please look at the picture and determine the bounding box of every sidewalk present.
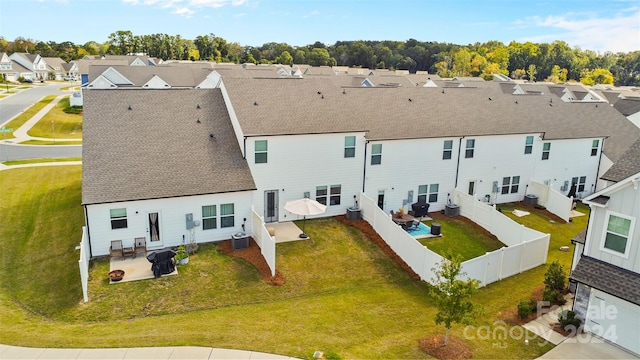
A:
[9,94,79,143]
[0,344,301,360]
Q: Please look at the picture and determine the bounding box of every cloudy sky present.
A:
[1,0,639,52]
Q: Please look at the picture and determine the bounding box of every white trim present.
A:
[599,210,635,259]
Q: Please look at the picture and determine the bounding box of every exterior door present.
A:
[264,190,278,223]
[148,212,162,248]
[377,190,385,210]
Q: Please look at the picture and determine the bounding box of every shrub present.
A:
[543,287,566,306]
[558,310,581,331]
[63,105,83,114]
[544,261,566,292]
[517,300,535,319]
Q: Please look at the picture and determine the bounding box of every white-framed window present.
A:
[371,144,382,165]
[572,176,587,192]
[110,208,128,229]
[591,140,599,156]
[255,140,268,164]
[501,176,520,194]
[202,205,217,230]
[330,185,341,205]
[220,203,234,228]
[418,184,439,203]
[316,185,328,205]
[542,142,551,160]
[465,139,475,158]
[442,140,453,160]
[344,136,356,158]
[524,136,533,154]
[600,211,635,257]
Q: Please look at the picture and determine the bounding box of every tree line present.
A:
[1,30,639,86]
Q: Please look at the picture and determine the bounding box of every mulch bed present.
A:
[335,215,420,280]
[499,285,545,325]
[218,238,285,286]
[419,334,472,360]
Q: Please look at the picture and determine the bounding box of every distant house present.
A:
[569,138,640,356]
[9,52,48,81]
[0,52,18,82]
[42,57,67,80]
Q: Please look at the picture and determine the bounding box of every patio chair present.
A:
[134,237,147,257]
[122,241,135,259]
[110,240,124,259]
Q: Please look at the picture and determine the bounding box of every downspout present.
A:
[454,137,464,189]
[83,205,93,258]
[362,140,369,193]
[593,137,606,194]
[243,136,247,160]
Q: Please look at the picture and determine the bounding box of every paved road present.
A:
[0,82,82,161]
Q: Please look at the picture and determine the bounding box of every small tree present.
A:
[544,261,565,292]
[430,255,480,346]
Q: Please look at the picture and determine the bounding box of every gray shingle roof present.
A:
[570,256,640,306]
[571,228,587,244]
[82,88,256,205]
[589,195,610,205]
[87,65,216,87]
[613,98,640,116]
[601,137,640,182]
[221,77,640,162]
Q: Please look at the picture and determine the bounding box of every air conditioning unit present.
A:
[445,203,460,217]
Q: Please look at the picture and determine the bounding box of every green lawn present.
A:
[2,157,82,166]
[0,95,57,139]
[0,166,587,359]
[419,218,505,261]
[27,96,83,139]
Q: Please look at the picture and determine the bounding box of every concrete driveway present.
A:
[539,332,638,359]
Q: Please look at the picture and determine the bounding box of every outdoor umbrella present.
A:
[284,198,327,238]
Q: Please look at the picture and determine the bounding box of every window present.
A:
[344,136,356,158]
[572,176,587,192]
[542,142,551,160]
[418,184,439,203]
[465,139,475,158]
[591,140,599,156]
[202,205,217,230]
[110,208,128,229]
[316,186,328,205]
[524,136,533,154]
[371,144,382,165]
[255,140,268,164]
[501,176,520,194]
[220,203,234,228]
[428,184,439,202]
[330,185,341,205]
[442,140,453,160]
[601,212,634,256]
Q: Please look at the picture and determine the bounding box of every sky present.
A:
[1,0,639,53]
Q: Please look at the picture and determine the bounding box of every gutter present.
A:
[362,140,369,193]
[454,137,464,189]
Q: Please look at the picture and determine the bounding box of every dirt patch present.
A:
[504,201,568,223]
[334,215,420,280]
[419,334,472,360]
[218,238,285,286]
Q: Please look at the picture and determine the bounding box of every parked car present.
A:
[23,78,33,83]
[63,76,77,81]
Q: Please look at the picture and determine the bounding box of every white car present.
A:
[63,76,77,81]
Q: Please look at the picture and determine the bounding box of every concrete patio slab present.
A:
[124,346,175,359]
[0,345,44,359]
[266,221,306,243]
[540,332,639,359]
[77,347,129,359]
[109,253,177,284]
[38,348,83,359]
[168,346,214,359]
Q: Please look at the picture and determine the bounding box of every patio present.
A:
[109,253,178,284]
[266,221,307,243]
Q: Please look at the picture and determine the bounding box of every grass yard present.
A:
[1,157,82,166]
[19,140,83,145]
[418,217,505,261]
[0,166,587,359]
[0,95,57,139]
[27,96,83,139]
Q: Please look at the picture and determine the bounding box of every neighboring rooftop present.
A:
[601,137,640,182]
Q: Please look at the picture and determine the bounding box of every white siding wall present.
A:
[533,138,602,198]
[584,183,640,272]
[585,289,640,355]
[246,133,365,222]
[364,138,459,213]
[457,134,538,205]
[86,192,253,257]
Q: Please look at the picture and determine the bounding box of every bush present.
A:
[544,261,566,292]
[558,310,581,331]
[63,105,82,114]
[517,300,536,319]
[543,287,566,306]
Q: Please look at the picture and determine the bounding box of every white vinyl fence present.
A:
[78,226,90,303]
[251,208,276,276]
[360,190,550,287]
[526,180,573,222]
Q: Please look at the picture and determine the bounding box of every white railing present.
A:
[360,191,550,287]
[527,181,573,222]
[251,208,276,276]
[78,226,90,303]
